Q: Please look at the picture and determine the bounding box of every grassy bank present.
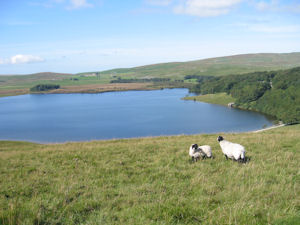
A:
[0,125,299,224]
[183,92,235,106]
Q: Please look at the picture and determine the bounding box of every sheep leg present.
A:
[238,157,246,163]
[225,155,228,160]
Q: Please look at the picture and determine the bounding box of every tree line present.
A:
[30,84,60,92]
[189,67,300,124]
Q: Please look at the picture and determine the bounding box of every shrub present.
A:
[30,84,60,92]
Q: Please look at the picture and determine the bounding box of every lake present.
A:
[0,89,274,143]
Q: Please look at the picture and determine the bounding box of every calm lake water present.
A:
[0,89,274,143]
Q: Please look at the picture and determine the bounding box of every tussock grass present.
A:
[0,125,299,224]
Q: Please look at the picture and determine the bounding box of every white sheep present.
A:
[189,144,212,162]
[189,144,200,162]
[217,136,246,162]
[197,145,213,159]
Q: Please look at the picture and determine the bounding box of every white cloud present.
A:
[255,0,277,11]
[255,0,300,13]
[146,0,172,6]
[11,55,44,64]
[0,55,45,65]
[174,0,242,17]
[67,0,93,9]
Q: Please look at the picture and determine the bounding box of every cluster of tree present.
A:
[110,77,172,83]
[184,75,214,83]
[190,67,300,124]
[30,84,60,92]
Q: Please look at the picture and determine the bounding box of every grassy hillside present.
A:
[1,125,299,225]
[190,67,300,124]
[1,52,300,97]
[97,52,300,79]
[0,72,73,89]
[183,93,235,106]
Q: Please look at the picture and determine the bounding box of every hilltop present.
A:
[96,52,300,79]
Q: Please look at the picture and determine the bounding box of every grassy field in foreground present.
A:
[183,92,235,106]
[0,125,299,224]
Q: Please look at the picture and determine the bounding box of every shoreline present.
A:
[0,125,286,144]
[0,83,191,98]
[251,123,286,133]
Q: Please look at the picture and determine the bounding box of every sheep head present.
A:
[192,144,198,150]
[217,136,224,142]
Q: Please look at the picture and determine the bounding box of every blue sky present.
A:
[0,0,300,74]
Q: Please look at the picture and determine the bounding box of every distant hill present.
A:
[0,72,73,95]
[94,52,300,79]
[1,53,300,97]
[0,72,72,80]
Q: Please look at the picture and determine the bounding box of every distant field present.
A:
[183,93,235,106]
[1,52,300,97]
[0,125,299,224]
[47,83,155,94]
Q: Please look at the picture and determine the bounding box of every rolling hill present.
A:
[96,52,300,79]
[1,52,300,97]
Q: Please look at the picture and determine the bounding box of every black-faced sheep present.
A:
[197,145,213,159]
[217,136,245,162]
[189,144,212,162]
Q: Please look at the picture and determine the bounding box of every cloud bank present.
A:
[174,0,242,17]
[0,55,45,65]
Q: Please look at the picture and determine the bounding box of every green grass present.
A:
[98,52,300,79]
[183,92,236,106]
[0,74,112,90]
[0,125,299,224]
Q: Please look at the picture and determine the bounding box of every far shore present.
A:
[0,83,155,98]
[0,82,191,98]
